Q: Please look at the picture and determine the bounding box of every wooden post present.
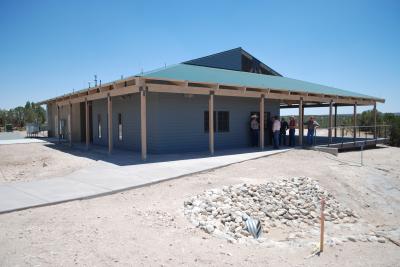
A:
[328,100,333,145]
[140,82,147,160]
[209,91,215,155]
[353,102,357,141]
[320,198,325,252]
[57,105,60,143]
[334,104,337,138]
[68,103,72,147]
[85,99,89,150]
[259,95,265,150]
[373,102,377,139]
[107,94,113,154]
[299,98,303,146]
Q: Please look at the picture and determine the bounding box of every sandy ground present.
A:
[0,146,399,266]
[0,143,96,184]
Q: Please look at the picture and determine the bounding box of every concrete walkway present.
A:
[0,138,46,145]
[0,148,290,214]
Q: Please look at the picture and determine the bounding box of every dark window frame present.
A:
[204,111,230,133]
[217,111,229,132]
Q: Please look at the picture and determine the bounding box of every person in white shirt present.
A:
[272,116,281,149]
[250,114,259,147]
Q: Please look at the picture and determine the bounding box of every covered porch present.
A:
[38,64,385,160]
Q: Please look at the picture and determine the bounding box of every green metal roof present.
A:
[140,64,381,101]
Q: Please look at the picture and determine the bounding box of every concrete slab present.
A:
[0,186,48,213]
[9,178,108,202]
[0,138,46,145]
[0,148,291,214]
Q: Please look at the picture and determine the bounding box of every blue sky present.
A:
[0,0,399,115]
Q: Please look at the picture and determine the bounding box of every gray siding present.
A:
[147,93,280,154]
[147,93,209,153]
[63,92,280,154]
[91,94,141,151]
[92,99,108,146]
[111,94,141,151]
[71,103,81,142]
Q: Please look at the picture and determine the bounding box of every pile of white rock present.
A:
[184,177,358,242]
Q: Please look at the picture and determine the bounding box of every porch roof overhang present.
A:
[36,64,385,107]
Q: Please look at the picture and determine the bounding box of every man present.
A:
[305,116,320,145]
[288,116,296,147]
[280,118,289,146]
[272,116,281,149]
[250,114,259,147]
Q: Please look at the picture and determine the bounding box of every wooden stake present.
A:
[320,198,325,252]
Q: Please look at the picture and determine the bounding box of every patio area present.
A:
[0,143,291,214]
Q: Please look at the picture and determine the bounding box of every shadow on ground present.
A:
[42,139,288,166]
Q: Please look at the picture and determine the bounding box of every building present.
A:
[38,48,385,159]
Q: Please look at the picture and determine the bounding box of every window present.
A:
[204,111,216,132]
[204,111,230,133]
[118,113,122,141]
[217,111,229,132]
[97,114,102,139]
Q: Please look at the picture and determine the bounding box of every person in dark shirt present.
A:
[305,117,320,145]
[280,118,289,146]
[288,116,296,147]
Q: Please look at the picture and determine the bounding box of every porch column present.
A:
[373,102,377,139]
[328,100,333,145]
[353,102,357,141]
[140,84,147,160]
[57,105,60,143]
[107,94,113,154]
[259,94,265,150]
[85,98,89,150]
[209,91,215,155]
[299,98,303,146]
[68,102,72,147]
[334,104,337,138]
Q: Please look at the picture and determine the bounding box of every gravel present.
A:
[184,177,359,243]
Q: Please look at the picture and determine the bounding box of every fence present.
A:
[311,125,391,148]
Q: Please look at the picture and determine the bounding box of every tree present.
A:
[0,101,46,131]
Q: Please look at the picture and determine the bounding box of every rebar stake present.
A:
[320,198,325,253]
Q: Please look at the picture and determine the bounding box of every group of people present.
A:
[250,114,319,149]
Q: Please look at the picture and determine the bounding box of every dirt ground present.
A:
[0,143,96,184]
[0,146,399,266]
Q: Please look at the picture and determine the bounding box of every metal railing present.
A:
[311,125,391,147]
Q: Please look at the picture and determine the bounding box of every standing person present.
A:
[305,116,320,145]
[267,117,273,146]
[288,116,296,147]
[280,118,289,146]
[272,116,281,149]
[250,114,259,147]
